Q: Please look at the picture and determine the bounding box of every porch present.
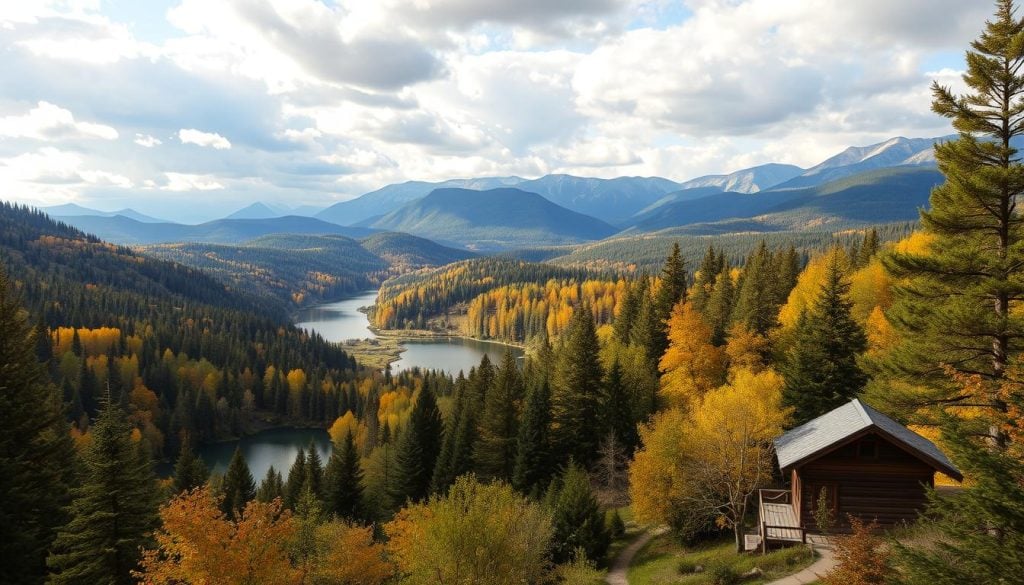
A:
[744,489,830,552]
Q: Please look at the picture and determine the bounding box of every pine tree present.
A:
[855,229,879,268]
[221,447,256,519]
[475,350,522,482]
[47,400,159,585]
[256,466,284,502]
[512,380,553,495]
[284,447,307,509]
[630,283,660,365]
[878,0,1024,432]
[613,278,642,344]
[552,305,606,468]
[324,430,364,521]
[389,384,443,506]
[782,256,868,425]
[0,267,76,585]
[171,437,209,494]
[549,461,610,564]
[652,243,688,359]
[690,245,719,314]
[732,241,780,335]
[603,359,638,455]
[705,262,735,345]
[304,439,324,498]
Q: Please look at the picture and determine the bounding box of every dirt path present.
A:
[605,527,667,585]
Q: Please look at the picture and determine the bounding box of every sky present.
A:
[0,0,988,223]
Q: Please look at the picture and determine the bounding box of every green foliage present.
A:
[875,0,1024,420]
[323,431,364,522]
[550,462,610,565]
[220,447,256,519]
[171,438,209,494]
[475,350,523,482]
[46,401,159,585]
[255,466,284,503]
[389,384,443,507]
[552,305,606,468]
[783,257,868,425]
[360,231,475,269]
[652,242,689,359]
[0,265,76,585]
[512,379,554,495]
[284,447,307,510]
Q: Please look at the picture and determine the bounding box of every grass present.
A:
[627,533,817,585]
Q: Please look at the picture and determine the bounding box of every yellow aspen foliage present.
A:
[311,521,394,585]
[723,323,769,374]
[285,369,307,394]
[136,488,298,585]
[328,411,360,445]
[864,306,898,355]
[892,230,936,255]
[629,408,691,527]
[778,248,850,329]
[847,258,893,323]
[659,302,726,408]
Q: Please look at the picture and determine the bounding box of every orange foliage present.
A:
[659,302,726,408]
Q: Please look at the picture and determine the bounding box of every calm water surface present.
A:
[294,290,379,341]
[197,427,332,481]
[295,289,523,374]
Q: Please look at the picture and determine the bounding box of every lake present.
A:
[197,427,332,482]
[295,289,523,375]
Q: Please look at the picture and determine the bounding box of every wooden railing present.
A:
[758,489,806,553]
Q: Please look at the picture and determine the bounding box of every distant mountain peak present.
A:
[677,163,804,194]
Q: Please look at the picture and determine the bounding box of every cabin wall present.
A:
[797,434,934,531]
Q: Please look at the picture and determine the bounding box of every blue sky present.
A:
[0,0,986,222]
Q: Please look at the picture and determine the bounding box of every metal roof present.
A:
[774,399,962,480]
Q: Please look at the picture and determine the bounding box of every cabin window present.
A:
[858,439,878,459]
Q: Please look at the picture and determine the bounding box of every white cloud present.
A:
[134,133,162,147]
[0,147,131,204]
[0,101,118,141]
[178,128,232,149]
[163,172,226,191]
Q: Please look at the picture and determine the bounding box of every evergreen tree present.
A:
[704,262,735,345]
[732,241,780,335]
[629,282,660,365]
[389,384,443,506]
[855,229,879,268]
[323,430,364,521]
[304,439,324,498]
[603,359,638,455]
[284,447,307,509]
[552,305,606,468]
[475,350,522,482]
[652,243,688,359]
[0,267,76,585]
[512,380,553,495]
[46,400,159,585]
[220,447,256,519]
[256,465,284,502]
[431,375,478,493]
[613,278,642,344]
[782,256,868,425]
[878,0,1024,433]
[549,462,610,564]
[690,245,719,314]
[171,437,209,494]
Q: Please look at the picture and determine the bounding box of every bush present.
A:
[677,559,699,574]
[710,564,740,585]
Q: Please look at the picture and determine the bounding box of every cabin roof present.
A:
[774,399,962,480]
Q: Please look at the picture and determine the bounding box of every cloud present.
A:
[134,133,162,147]
[0,101,118,141]
[162,172,225,191]
[178,128,231,149]
[0,147,131,204]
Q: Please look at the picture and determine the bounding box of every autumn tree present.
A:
[659,301,727,409]
[386,475,552,585]
[136,487,297,585]
[783,256,868,425]
[552,304,606,467]
[0,266,76,585]
[824,517,889,585]
[47,400,159,585]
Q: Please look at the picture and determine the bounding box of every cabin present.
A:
[748,399,962,552]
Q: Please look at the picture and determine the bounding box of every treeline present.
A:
[372,258,609,329]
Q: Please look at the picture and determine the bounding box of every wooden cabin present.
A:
[749,399,962,551]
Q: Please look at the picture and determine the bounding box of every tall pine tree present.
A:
[552,304,605,468]
[783,254,868,425]
[46,400,159,585]
[389,384,443,506]
[475,350,522,482]
[0,266,76,585]
[324,430,364,521]
[171,437,209,494]
[512,380,553,495]
[220,446,256,519]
